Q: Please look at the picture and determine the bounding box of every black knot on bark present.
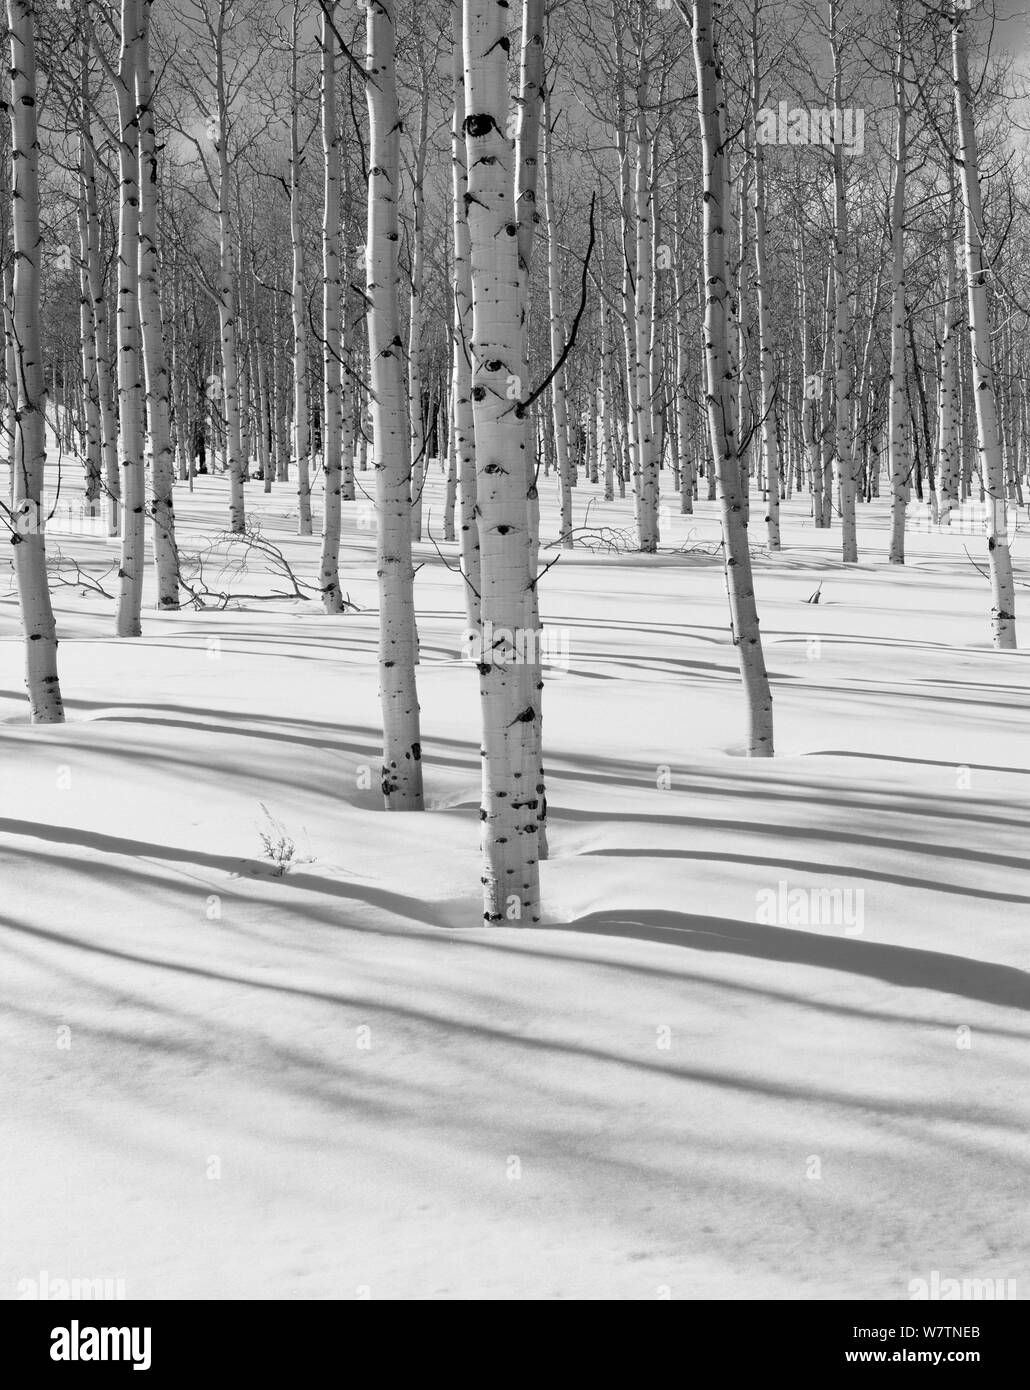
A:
[464,113,495,138]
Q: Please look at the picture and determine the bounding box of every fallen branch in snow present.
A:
[46,546,117,600]
[177,524,361,612]
[544,525,637,554]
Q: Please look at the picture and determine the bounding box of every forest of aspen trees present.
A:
[1,0,1028,1311]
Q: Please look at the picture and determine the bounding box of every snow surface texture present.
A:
[2,468,1028,1299]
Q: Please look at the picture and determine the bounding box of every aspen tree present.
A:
[633,32,658,552]
[290,1,311,537]
[463,0,542,921]
[795,231,822,524]
[450,0,479,636]
[672,185,694,514]
[7,0,63,720]
[109,0,147,637]
[887,0,909,565]
[75,151,101,514]
[542,92,572,549]
[829,0,858,562]
[951,4,1016,648]
[408,45,430,543]
[366,0,424,808]
[686,0,773,756]
[319,5,345,612]
[137,0,178,609]
[211,0,246,531]
[749,0,779,550]
[513,0,548,863]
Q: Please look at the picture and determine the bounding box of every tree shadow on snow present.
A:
[562,909,1030,1012]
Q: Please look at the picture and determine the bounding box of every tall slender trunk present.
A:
[829,0,857,562]
[542,91,572,549]
[319,7,344,610]
[690,0,773,756]
[76,155,101,514]
[214,2,245,532]
[7,0,64,720]
[952,11,1016,647]
[112,0,146,636]
[450,0,479,635]
[750,2,779,550]
[290,3,311,536]
[937,162,961,520]
[887,3,909,565]
[366,0,424,808]
[464,0,542,921]
[633,37,658,551]
[137,0,178,608]
[408,58,430,542]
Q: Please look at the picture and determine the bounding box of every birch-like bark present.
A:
[464,0,541,921]
[137,0,178,609]
[408,55,430,542]
[213,0,245,532]
[937,166,961,520]
[290,2,311,536]
[672,192,694,513]
[7,0,64,720]
[829,0,858,562]
[112,0,146,636]
[542,92,572,549]
[319,7,344,610]
[952,9,1016,647]
[796,232,822,523]
[633,41,658,551]
[450,0,479,635]
[514,0,547,861]
[689,0,773,756]
[749,1,779,550]
[76,161,101,514]
[366,0,424,807]
[887,6,909,564]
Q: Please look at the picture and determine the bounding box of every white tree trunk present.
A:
[112,0,146,637]
[464,0,542,921]
[408,59,430,543]
[137,0,178,609]
[829,0,858,563]
[366,0,424,808]
[750,2,779,551]
[450,0,479,636]
[213,2,245,533]
[319,7,345,611]
[7,0,64,720]
[290,3,311,537]
[952,11,1016,648]
[887,5,908,566]
[690,0,773,756]
[542,94,573,549]
[937,164,961,522]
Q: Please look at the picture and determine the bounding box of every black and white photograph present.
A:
[0,0,1027,1324]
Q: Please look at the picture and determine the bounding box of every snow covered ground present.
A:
[2,464,1028,1299]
